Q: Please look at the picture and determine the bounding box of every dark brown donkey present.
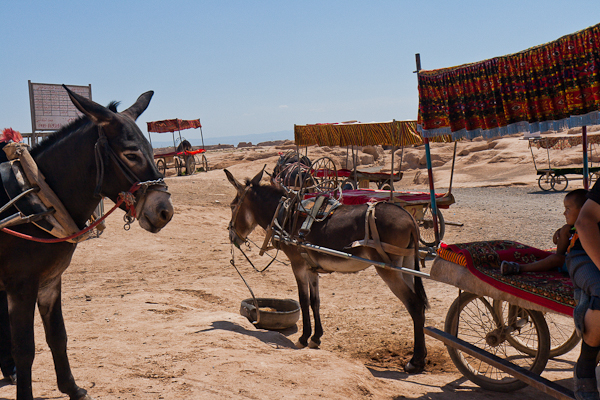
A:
[0,88,174,400]
[225,168,428,373]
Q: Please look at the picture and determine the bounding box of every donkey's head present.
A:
[64,87,174,233]
[224,168,265,247]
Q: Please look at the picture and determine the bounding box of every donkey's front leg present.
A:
[292,264,312,349]
[38,279,92,400]
[8,281,40,400]
[307,271,322,349]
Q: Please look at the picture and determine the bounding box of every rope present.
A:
[229,244,261,326]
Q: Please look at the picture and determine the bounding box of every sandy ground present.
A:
[2,133,597,400]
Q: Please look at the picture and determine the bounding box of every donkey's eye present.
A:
[125,154,138,161]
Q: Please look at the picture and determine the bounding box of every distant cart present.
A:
[529,133,600,191]
[336,168,403,190]
[147,118,209,176]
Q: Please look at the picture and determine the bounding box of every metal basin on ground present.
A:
[240,298,300,330]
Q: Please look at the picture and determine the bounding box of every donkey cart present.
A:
[426,242,577,399]
[228,166,578,398]
[529,134,600,192]
[414,21,600,399]
[147,118,209,176]
[277,120,456,247]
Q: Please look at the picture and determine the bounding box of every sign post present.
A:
[28,81,92,144]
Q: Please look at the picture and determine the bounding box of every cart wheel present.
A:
[418,204,445,246]
[185,155,196,175]
[175,157,183,176]
[309,157,338,192]
[445,293,550,392]
[378,181,392,191]
[552,175,568,192]
[537,174,553,191]
[156,159,166,176]
[493,300,579,358]
[341,178,356,190]
[200,154,209,172]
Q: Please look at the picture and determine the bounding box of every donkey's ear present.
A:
[63,85,114,125]
[250,165,266,186]
[224,169,244,191]
[121,91,154,121]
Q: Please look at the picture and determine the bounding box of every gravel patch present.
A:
[435,185,568,250]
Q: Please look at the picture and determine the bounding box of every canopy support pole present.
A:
[199,118,205,150]
[353,146,358,186]
[546,139,551,171]
[583,125,589,190]
[416,53,440,246]
[529,140,538,171]
[390,119,397,198]
[448,141,457,195]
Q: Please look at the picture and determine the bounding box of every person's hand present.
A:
[553,228,561,245]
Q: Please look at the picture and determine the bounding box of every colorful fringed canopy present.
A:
[147,119,201,133]
[418,23,600,140]
[294,120,451,147]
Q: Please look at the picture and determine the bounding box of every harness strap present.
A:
[298,195,326,238]
[8,145,87,242]
[345,202,414,259]
[366,203,392,264]
[259,196,285,256]
[94,126,144,198]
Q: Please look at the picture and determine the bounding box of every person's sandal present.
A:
[500,261,521,275]
[574,370,600,400]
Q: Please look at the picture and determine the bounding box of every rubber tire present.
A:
[545,313,580,358]
[538,174,553,191]
[493,300,579,358]
[379,181,392,191]
[418,205,445,247]
[445,293,550,392]
[341,179,356,190]
[185,155,196,175]
[552,175,568,192]
[156,159,166,176]
[175,158,183,176]
[201,154,209,172]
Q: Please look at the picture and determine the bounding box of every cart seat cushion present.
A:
[304,189,455,208]
[437,240,575,316]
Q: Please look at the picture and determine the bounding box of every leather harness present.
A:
[0,126,168,243]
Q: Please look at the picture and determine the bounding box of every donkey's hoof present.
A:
[71,389,94,400]
[295,340,307,349]
[403,361,425,374]
[308,340,320,349]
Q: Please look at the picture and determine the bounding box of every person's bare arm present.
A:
[575,199,600,269]
[555,224,571,255]
[552,228,561,245]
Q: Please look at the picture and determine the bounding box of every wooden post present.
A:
[415,53,440,246]
[583,125,589,190]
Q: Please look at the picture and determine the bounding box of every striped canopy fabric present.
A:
[418,23,600,140]
[147,119,201,133]
[294,120,451,147]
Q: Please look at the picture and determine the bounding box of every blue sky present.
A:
[1,1,599,145]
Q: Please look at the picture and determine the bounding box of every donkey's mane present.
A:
[30,101,120,157]
[246,179,285,202]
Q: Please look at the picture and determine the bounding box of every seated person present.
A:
[567,180,600,400]
[501,189,588,275]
